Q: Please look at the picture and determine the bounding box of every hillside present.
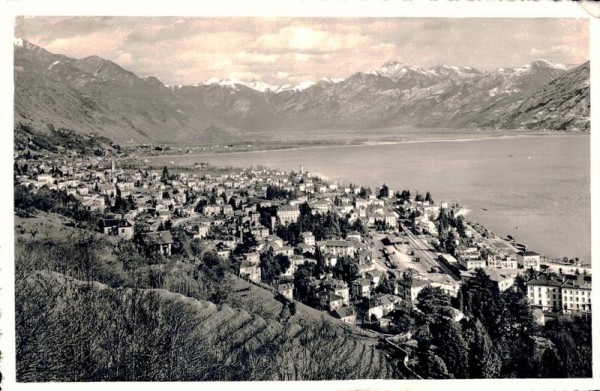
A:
[14,39,590,144]
[14,39,238,144]
[16,269,398,381]
[498,61,590,131]
[14,213,399,381]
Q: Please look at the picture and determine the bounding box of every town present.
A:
[14,145,591,335]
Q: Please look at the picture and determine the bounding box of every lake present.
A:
[147,134,591,262]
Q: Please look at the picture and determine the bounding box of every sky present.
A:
[14,17,588,86]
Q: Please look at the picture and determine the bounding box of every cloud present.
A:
[235,51,279,65]
[254,25,373,54]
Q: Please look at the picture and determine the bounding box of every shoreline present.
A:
[134,132,587,162]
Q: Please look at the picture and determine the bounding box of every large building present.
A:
[456,245,485,270]
[518,250,542,271]
[397,277,428,306]
[321,240,357,257]
[527,274,591,314]
[276,204,300,225]
[561,275,592,314]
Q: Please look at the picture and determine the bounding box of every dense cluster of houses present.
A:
[14,151,592,331]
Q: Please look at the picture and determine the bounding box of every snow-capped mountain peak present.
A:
[202,77,316,93]
[14,37,39,51]
[376,60,411,80]
[529,59,571,71]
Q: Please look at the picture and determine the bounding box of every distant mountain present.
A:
[14,39,590,144]
[14,39,238,143]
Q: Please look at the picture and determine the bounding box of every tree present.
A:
[542,315,591,377]
[414,191,424,202]
[437,207,449,232]
[416,286,454,325]
[455,216,467,238]
[500,288,535,339]
[375,274,395,294]
[379,183,389,199]
[425,191,433,204]
[234,232,257,255]
[161,166,170,184]
[434,320,469,378]
[540,348,562,378]
[294,263,315,302]
[194,199,208,214]
[259,248,291,285]
[352,218,368,236]
[331,256,358,285]
[314,247,326,277]
[461,319,501,378]
[459,269,503,339]
[420,351,451,379]
[400,190,411,202]
[358,187,371,199]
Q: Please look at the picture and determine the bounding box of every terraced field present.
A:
[17,270,400,381]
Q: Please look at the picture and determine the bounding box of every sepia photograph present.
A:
[3,2,596,388]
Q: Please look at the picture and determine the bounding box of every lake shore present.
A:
[134,130,587,162]
[137,133,590,262]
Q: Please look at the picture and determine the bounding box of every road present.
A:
[383,338,423,379]
[368,234,390,272]
[172,214,204,227]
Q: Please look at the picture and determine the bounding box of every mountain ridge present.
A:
[14,38,590,144]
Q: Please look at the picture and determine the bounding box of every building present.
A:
[101,218,134,239]
[332,306,357,325]
[354,198,369,209]
[322,240,356,257]
[384,213,398,228]
[456,245,485,270]
[277,282,294,300]
[301,232,315,246]
[352,278,371,299]
[367,294,401,320]
[142,231,173,256]
[482,269,515,292]
[310,200,330,215]
[560,275,592,314]
[518,251,541,271]
[324,279,350,306]
[318,291,344,311]
[192,223,210,240]
[527,274,592,314]
[486,253,518,269]
[276,205,300,225]
[397,277,428,306]
[458,257,486,270]
[243,252,260,264]
[239,261,261,283]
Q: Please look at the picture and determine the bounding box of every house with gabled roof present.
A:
[142,231,173,256]
[332,306,357,325]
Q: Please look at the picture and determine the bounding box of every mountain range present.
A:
[14,38,590,144]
